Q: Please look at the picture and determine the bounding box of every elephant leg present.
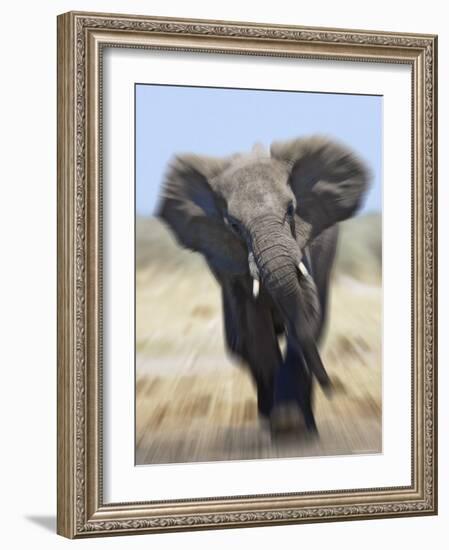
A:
[271,342,317,433]
[244,297,283,419]
[253,372,275,418]
[219,277,282,419]
[268,227,339,433]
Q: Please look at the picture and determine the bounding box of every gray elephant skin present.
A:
[157,136,369,435]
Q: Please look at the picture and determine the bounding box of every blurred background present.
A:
[135,84,382,465]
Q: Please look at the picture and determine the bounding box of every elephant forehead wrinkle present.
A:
[220,157,288,187]
[215,159,292,221]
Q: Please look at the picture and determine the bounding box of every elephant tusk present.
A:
[252,278,260,299]
[298,261,310,278]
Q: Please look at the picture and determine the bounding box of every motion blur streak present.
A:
[135,214,381,465]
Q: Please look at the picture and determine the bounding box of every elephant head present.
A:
[157,136,368,379]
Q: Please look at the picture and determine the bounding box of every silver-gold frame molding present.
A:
[57,11,438,538]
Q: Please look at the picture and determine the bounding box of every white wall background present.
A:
[0,1,445,548]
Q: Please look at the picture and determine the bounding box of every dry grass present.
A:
[135,214,382,464]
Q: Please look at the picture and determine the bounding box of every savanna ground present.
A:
[135,214,382,465]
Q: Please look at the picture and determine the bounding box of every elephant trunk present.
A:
[249,216,320,342]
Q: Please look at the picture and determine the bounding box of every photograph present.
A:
[135,84,383,465]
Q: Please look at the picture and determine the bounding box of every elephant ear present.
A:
[157,154,248,274]
[271,136,370,244]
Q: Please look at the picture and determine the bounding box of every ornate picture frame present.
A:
[57,11,437,538]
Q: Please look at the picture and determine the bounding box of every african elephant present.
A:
[157,136,369,434]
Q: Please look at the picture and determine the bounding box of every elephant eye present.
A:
[225,216,242,236]
[286,202,296,235]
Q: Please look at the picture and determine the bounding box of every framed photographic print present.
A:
[57,11,438,538]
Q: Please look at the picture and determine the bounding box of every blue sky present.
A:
[135,84,382,216]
